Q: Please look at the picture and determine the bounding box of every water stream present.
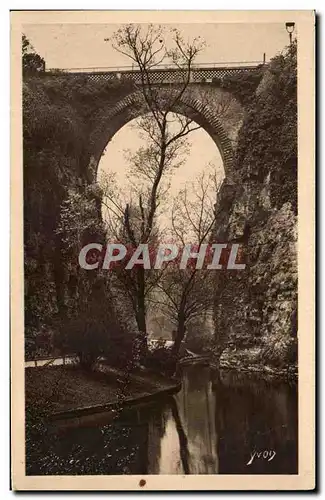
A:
[26,365,298,475]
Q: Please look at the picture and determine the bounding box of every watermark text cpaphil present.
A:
[78,242,247,271]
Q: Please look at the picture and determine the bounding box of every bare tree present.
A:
[99,24,206,349]
[151,164,222,356]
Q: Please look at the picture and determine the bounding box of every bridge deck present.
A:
[45,61,264,84]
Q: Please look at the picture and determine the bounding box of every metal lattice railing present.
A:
[46,60,265,73]
[45,61,264,84]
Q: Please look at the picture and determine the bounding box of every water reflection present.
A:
[26,366,297,475]
[145,366,297,474]
[151,367,218,474]
[213,370,298,474]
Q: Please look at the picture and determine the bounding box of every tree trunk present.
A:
[78,352,96,371]
[53,241,66,317]
[170,397,190,474]
[172,309,186,356]
[135,267,148,357]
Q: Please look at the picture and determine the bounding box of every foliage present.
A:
[28,72,135,122]
[55,185,106,314]
[257,335,298,367]
[212,65,264,105]
[212,43,297,367]
[23,67,142,351]
[52,187,137,370]
[23,79,83,347]
[56,186,104,250]
[235,42,297,212]
[22,34,45,76]
[185,321,214,354]
[144,344,177,376]
[23,73,109,352]
[23,70,142,359]
[53,276,135,370]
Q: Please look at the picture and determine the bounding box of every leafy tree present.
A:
[22,34,45,75]
[53,184,137,369]
[55,185,105,314]
[55,277,135,370]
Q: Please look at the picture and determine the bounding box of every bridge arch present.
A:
[87,87,238,181]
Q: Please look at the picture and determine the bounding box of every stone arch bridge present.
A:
[47,62,264,181]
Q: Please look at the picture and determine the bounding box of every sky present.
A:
[23,23,291,231]
[24,23,290,70]
[98,116,224,233]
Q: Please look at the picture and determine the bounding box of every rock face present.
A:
[213,43,297,363]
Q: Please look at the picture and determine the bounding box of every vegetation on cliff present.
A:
[236,41,297,212]
[23,39,134,363]
[213,42,297,369]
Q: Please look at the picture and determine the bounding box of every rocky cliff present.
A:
[213,42,297,368]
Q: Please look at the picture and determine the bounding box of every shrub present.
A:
[144,344,177,376]
[54,281,135,370]
[185,331,213,354]
[258,334,297,367]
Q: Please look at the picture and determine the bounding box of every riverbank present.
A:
[25,364,181,419]
[182,345,297,380]
[217,346,298,380]
[25,363,298,475]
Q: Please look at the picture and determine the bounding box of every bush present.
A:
[144,344,177,376]
[235,42,297,211]
[54,282,135,370]
[185,331,213,354]
[258,334,297,367]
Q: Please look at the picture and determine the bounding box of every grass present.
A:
[26,365,149,414]
[25,363,180,415]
